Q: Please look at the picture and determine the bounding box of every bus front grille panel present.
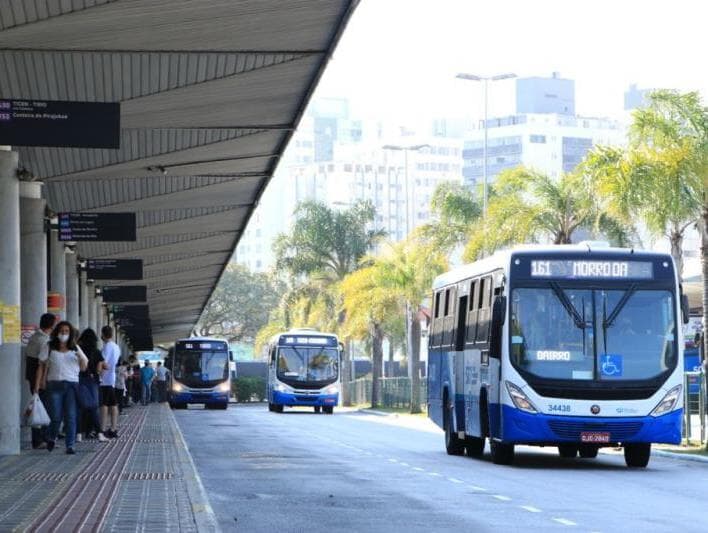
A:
[547,420,643,441]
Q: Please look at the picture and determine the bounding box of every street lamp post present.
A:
[456,72,516,214]
[382,143,430,237]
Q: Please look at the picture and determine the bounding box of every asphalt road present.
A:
[176,404,708,533]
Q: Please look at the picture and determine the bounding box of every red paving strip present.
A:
[26,407,148,532]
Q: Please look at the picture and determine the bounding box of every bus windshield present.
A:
[510,286,676,381]
[174,350,228,387]
[277,346,339,384]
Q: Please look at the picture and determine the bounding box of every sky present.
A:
[315,0,708,123]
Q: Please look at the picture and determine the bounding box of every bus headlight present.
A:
[323,385,339,395]
[274,383,291,393]
[505,381,538,414]
[650,385,681,417]
[217,381,231,393]
[172,382,184,392]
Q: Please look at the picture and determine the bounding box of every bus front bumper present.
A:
[499,404,682,445]
[170,391,230,405]
[272,391,338,407]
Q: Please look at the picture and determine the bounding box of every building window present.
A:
[530,134,546,143]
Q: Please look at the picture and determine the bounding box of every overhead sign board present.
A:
[58,212,136,242]
[101,286,147,303]
[0,99,120,148]
[86,259,143,280]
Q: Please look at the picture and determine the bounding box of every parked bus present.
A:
[167,337,233,410]
[266,329,341,414]
[427,244,690,467]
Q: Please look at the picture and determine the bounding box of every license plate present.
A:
[580,432,610,443]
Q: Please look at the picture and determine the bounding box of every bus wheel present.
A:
[465,437,485,458]
[208,403,228,410]
[444,403,465,456]
[578,445,599,458]
[489,440,514,465]
[558,445,578,458]
[268,403,274,412]
[314,406,322,413]
[323,406,334,414]
[624,444,650,468]
[273,404,284,413]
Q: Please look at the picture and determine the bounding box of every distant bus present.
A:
[167,337,232,410]
[427,245,689,467]
[266,329,342,414]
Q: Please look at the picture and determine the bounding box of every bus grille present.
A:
[547,420,643,441]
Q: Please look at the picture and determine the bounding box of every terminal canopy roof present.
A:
[0,0,358,345]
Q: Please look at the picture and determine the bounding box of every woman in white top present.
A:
[36,321,88,454]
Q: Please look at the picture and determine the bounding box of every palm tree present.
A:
[372,239,447,413]
[418,181,482,252]
[463,166,629,262]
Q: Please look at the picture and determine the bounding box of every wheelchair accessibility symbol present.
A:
[601,354,623,377]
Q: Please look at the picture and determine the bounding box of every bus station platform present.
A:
[0,404,218,532]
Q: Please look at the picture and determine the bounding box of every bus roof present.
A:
[432,244,674,290]
[174,337,228,344]
[268,329,338,344]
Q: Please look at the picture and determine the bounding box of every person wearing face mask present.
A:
[36,321,88,454]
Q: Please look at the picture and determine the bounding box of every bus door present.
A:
[453,282,469,433]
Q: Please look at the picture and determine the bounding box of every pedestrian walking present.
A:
[36,321,88,454]
[115,360,128,414]
[25,313,56,449]
[140,360,155,405]
[100,326,121,438]
[77,329,108,443]
[155,361,169,403]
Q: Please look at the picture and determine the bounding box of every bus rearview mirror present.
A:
[680,294,690,325]
[489,296,506,358]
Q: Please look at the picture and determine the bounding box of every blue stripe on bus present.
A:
[499,404,682,445]
[271,391,338,407]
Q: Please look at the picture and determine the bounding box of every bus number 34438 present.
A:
[548,404,571,413]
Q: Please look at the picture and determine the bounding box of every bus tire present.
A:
[490,439,514,465]
[624,443,650,467]
[323,406,334,414]
[558,445,578,458]
[314,406,322,413]
[273,404,284,413]
[444,397,465,456]
[268,402,274,412]
[465,437,485,458]
[578,445,599,458]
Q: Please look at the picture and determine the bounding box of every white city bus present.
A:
[427,244,689,467]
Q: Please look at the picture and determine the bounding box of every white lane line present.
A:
[388,458,398,463]
[493,495,512,501]
[520,505,542,513]
[364,452,374,456]
[552,518,577,526]
[399,462,409,467]
[412,467,425,472]
[447,477,464,484]
[428,472,441,477]
[468,485,487,491]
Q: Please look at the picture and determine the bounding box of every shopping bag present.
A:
[77,376,99,409]
[25,393,50,427]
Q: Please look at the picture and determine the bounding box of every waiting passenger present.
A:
[77,328,108,443]
[100,326,121,439]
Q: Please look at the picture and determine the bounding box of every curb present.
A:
[652,448,708,464]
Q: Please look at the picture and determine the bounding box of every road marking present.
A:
[468,485,487,491]
[399,462,409,467]
[447,477,464,484]
[388,458,398,463]
[364,452,373,456]
[412,467,425,472]
[552,518,577,526]
[428,472,441,477]
[520,505,542,513]
[493,495,512,501]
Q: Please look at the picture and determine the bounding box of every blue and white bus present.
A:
[266,329,341,414]
[167,337,233,410]
[427,244,690,467]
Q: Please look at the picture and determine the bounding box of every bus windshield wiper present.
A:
[603,284,637,329]
[549,282,585,330]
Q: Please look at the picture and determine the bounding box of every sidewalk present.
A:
[0,404,218,532]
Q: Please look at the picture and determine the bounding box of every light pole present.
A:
[456,72,516,214]
[382,144,430,237]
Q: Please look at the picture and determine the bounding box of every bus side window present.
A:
[476,276,492,344]
[443,288,455,347]
[466,279,478,345]
[432,291,442,347]
[270,346,276,364]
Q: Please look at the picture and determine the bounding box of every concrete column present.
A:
[0,149,21,455]
[48,230,66,320]
[95,297,104,333]
[19,181,46,447]
[65,251,79,327]
[78,269,89,331]
[86,282,95,333]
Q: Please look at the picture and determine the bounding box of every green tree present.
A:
[418,181,482,251]
[272,200,386,403]
[373,239,447,413]
[195,264,282,344]
[463,166,630,262]
[340,266,400,408]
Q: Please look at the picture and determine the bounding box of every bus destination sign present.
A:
[86,259,143,280]
[530,260,654,279]
[0,99,120,148]
[58,212,136,241]
[100,285,147,303]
